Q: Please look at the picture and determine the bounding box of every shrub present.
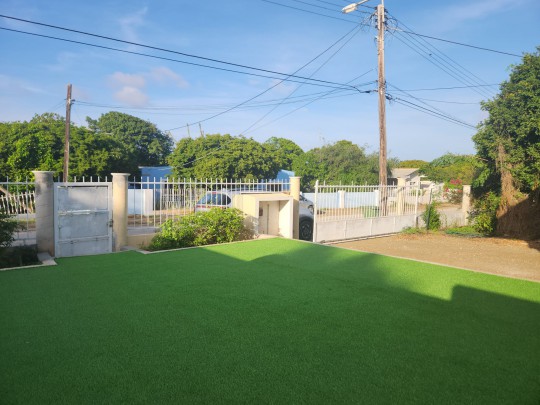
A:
[0,209,18,249]
[0,246,40,269]
[422,203,441,231]
[401,226,425,235]
[148,208,248,251]
[470,192,500,235]
[445,226,483,238]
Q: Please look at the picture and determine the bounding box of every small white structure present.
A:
[232,193,293,238]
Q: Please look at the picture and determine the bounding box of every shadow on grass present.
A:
[0,238,539,404]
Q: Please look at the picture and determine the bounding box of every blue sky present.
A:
[1,0,538,161]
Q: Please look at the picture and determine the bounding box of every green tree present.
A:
[292,140,392,191]
[472,47,540,239]
[421,153,477,184]
[473,48,540,196]
[87,111,173,175]
[263,137,304,170]
[168,134,279,180]
[398,160,428,169]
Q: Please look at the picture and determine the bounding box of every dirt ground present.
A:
[334,234,540,282]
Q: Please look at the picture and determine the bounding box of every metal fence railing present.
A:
[127,178,290,230]
[311,181,421,223]
[0,179,37,246]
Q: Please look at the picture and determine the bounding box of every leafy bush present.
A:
[445,226,483,238]
[0,209,18,249]
[470,192,500,235]
[0,246,40,269]
[148,208,248,251]
[444,178,464,204]
[422,203,441,231]
[401,226,426,235]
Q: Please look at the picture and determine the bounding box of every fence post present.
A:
[32,171,55,256]
[112,173,130,252]
[397,178,406,215]
[462,185,471,218]
[290,176,301,239]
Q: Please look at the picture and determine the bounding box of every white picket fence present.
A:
[0,180,37,246]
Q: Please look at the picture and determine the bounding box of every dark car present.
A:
[299,211,314,241]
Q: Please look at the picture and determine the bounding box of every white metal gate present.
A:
[54,183,113,257]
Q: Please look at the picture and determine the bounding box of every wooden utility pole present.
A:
[199,122,204,137]
[187,123,191,137]
[377,1,388,215]
[63,84,73,182]
[377,2,387,187]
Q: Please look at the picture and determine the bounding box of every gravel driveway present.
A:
[334,234,540,282]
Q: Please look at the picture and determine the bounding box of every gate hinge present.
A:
[108,219,114,227]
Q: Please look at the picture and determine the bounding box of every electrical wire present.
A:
[172,27,372,166]
[0,16,358,92]
[389,84,498,92]
[386,14,497,100]
[390,97,476,129]
[261,0,366,24]
[240,25,365,135]
[165,23,365,132]
[245,72,375,135]
[394,28,521,58]
[388,31,494,100]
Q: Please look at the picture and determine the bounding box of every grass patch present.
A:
[400,226,426,235]
[445,225,484,238]
[1,239,539,404]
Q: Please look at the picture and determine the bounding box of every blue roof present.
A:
[139,166,172,180]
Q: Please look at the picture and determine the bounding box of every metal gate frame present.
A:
[54,182,113,258]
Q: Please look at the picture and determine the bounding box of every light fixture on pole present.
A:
[341,0,370,14]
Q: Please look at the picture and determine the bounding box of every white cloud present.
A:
[430,0,528,32]
[118,7,148,42]
[113,86,149,107]
[149,67,188,88]
[0,74,46,95]
[107,67,189,107]
[109,72,146,88]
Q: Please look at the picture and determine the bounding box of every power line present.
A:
[260,2,522,58]
[394,28,522,58]
[390,97,476,129]
[389,31,494,100]
[388,82,475,127]
[261,0,367,24]
[390,84,498,92]
[393,95,480,105]
[387,14,497,100]
[240,25,365,135]
[165,23,365,133]
[0,14,359,91]
[246,72,375,135]
[0,26,358,92]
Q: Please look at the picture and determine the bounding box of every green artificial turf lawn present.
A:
[1,238,539,404]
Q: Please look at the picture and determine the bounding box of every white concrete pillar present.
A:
[338,190,346,209]
[462,185,471,214]
[112,173,130,251]
[290,176,301,239]
[33,171,55,256]
[397,178,406,215]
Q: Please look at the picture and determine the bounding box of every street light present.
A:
[341,0,370,14]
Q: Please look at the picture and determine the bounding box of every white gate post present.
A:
[33,171,55,256]
[397,178,406,215]
[462,185,471,222]
[290,176,301,239]
[112,173,130,251]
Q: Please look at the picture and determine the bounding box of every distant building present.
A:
[389,168,423,187]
